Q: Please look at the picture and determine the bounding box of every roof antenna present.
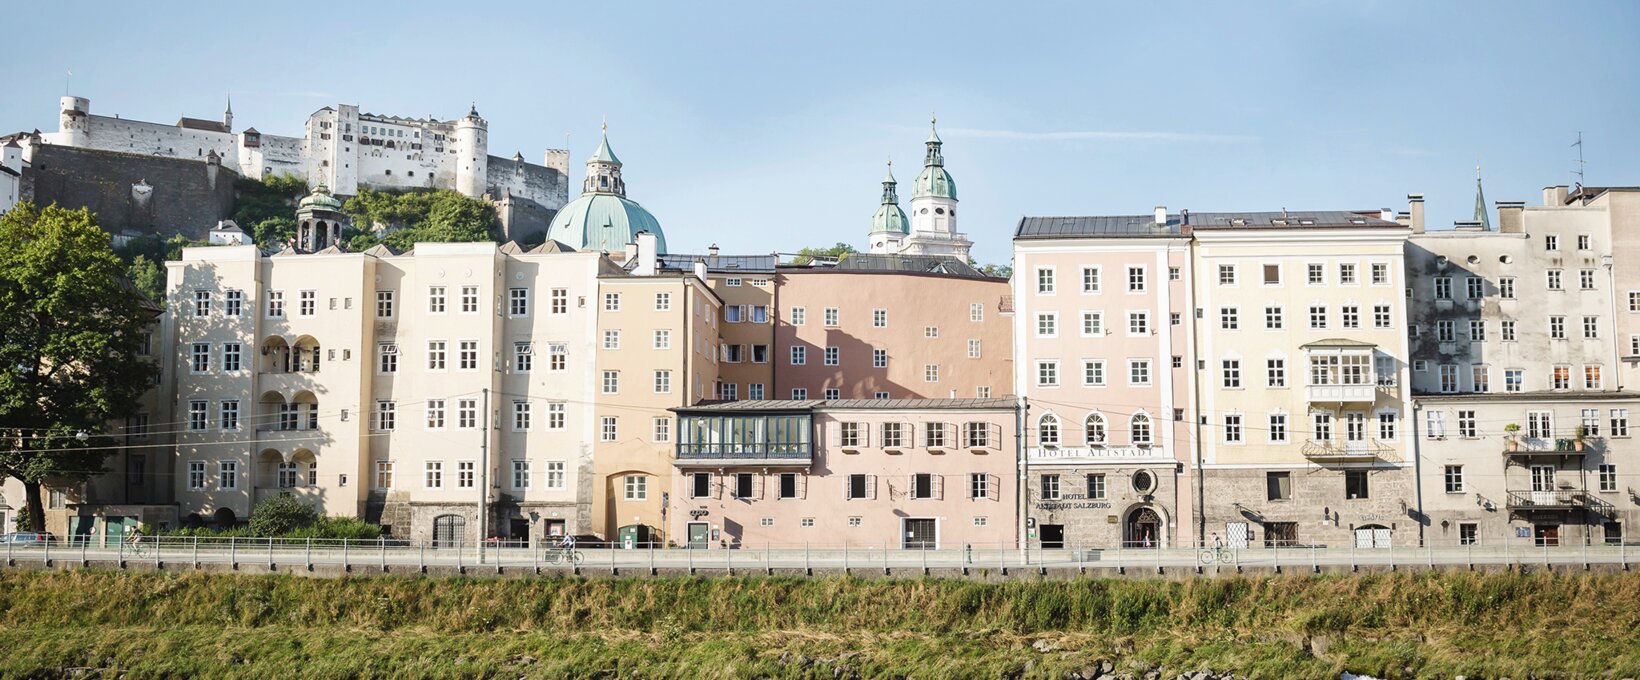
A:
[1572,131,1586,191]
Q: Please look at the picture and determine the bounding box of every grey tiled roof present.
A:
[1016,210,1399,238]
[1015,215,1186,238]
[794,253,992,279]
[1186,211,1400,230]
[655,253,778,273]
[675,398,1016,413]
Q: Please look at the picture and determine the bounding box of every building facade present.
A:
[669,399,1018,549]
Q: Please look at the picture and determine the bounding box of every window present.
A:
[601,417,618,441]
[225,290,243,317]
[624,475,647,500]
[724,277,742,287]
[550,288,568,314]
[749,384,765,400]
[1308,263,1324,285]
[457,399,477,429]
[1471,365,1489,392]
[1434,277,1452,299]
[1314,412,1335,440]
[219,400,240,430]
[1546,234,1559,251]
[1340,263,1357,285]
[1222,359,1241,388]
[925,422,949,448]
[1341,305,1359,329]
[1371,263,1389,285]
[187,461,206,490]
[602,329,621,350]
[839,422,863,448]
[298,290,315,317]
[1128,360,1151,386]
[965,472,989,500]
[1083,413,1107,445]
[924,326,940,339]
[266,290,284,318]
[372,461,394,490]
[1127,266,1146,292]
[193,290,211,316]
[872,309,887,327]
[458,340,478,370]
[1464,276,1483,299]
[873,348,888,368]
[1528,410,1553,439]
[911,473,935,500]
[1547,270,1563,291]
[847,474,869,500]
[1265,306,1284,329]
[375,401,396,431]
[1081,266,1101,293]
[1505,369,1523,392]
[190,343,210,373]
[1218,264,1236,286]
[549,343,567,371]
[791,388,808,400]
[1083,360,1106,387]
[508,460,530,490]
[1599,464,1618,492]
[1444,465,1464,493]
[512,401,531,431]
[602,370,620,394]
[1086,473,1107,499]
[1582,408,1601,437]
[752,345,769,363]
[824,308,838,326]
[1267,472,1292,500]
[1036,360,1059,387]
[603,292,621,311]
[1309,305,1327,329]
[1037,414,1060,447]
[1612,409,1630,437]
[1128,311,1149,335]
[425,461,444,489]
[924,364,940,382]
[547,402,565,430]
[1169,267,1181,280]
[1501,320,1517,341]
[1035,267,1055,294]
[1268,413,1288,443]
[1372,304,1392,329]
[1436,320,1455,342]
[1439,364,1459,393]
[1345,470,1369,499]
[427,286,446,313]
[1495,277,1515,299]
[1581,269,1597,290]
[1040,474,1061,500]
[968,339,982,359]
[512,342,532,372]
[647,329,670,351]
[1457,410,1477,438]
[1586,365,1603,389]
[508,288,529,316]
[969,302,984,321]
[653,370,671,394]
[1553,365,1571,390]
[1585,316,1600,339]
[790,346,806,365]
[724,305,743,323]
[1220,307,1239,330]
[1263,264,1281,285]
[1378,412,1397,440]
[426,340,446,370]
[1224,414,1243,443]
[964,422,990,448]
[187,401,208,431]
[1551,315,1571,340]
[424,399,446,430]
[654,292,671,311]
[775,473,800,499]
[824,346,839,365]
[222,343,241,372]
[1468,320,1485,341]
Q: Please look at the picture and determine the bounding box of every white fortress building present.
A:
[38,95,571,239]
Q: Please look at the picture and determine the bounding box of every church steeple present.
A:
[583,121,626,197]
[1474,163,1491,230]
[224,94,233,132]
[880,159,900,205]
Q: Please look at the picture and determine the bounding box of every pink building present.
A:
[774,255,1012,401]
[668,399,1018,549]
[1010,213,1199,549]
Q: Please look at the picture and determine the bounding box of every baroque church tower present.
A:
[869,117,973,260]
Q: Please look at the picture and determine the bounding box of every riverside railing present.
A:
[3,535,1634,576]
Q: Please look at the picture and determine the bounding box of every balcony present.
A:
[673,443,813,467]
[1502,436,1593,459]
[675,412,814,467]
[1302,439,1395,464]
[999,295,1015,314]
[1304,383,1377,404]
[1504,489,1615,517]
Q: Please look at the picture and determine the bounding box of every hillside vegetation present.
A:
[0,570,1635,678]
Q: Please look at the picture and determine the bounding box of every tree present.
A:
[126,255,165,304]
[341,188,500,251]
[792,242,857,265]
[0,203,155,532]
[978,263,1013,279]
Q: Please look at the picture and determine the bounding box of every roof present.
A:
[1187,210,1399,230]
[822,253,991,278]
[1414,390,1640,404]
[176,117,229,133]
[546,193,665,253]
[675,398,1016,414]
[1016,210,1397,238]
[913,165,956,200]
[655,254,778,273]
[1300,338,1378,349]
[1016,215,1186,238]
[589,133,620,165]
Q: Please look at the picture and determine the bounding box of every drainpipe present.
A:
[1017,395,1028,559]
[1411,398,1425,547]
[1605,256,1622,390]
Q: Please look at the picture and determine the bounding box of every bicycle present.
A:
[126,536,148,558]
[1198,545,1236,565]
[544,547,584,565]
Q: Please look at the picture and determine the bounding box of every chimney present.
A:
[633,231,659,276]
[708,243,720,257]
[622,240,639,264]
[1496,201,1525,233]
[1543,185,1570,206]
[1407,194,1425,234]
[692,260,708,282]
[1154,206,1167,226]
[1380,208,1394,222]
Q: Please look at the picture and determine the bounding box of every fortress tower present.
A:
[454,105,488,197]
[59,96,90,147]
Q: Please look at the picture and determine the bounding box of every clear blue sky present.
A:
[5,1,1637,264]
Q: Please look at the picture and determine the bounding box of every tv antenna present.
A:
[1572,132,1585,191]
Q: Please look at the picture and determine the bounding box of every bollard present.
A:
[805,542,812,577]
[342,538,350,572]
[844,543,850,575]
[419,543,426,573]
[267,537,274,570]
[688,544,694,575]
[193,536,199,569]
[154,537,162,569]
[457,540,464,573]
[921,545,927,576]
[649,541,656,576]
[1076,542,1084,575]
[381,538,387,572]
[766,542,772,576]
[81,539,88,568]
[726,544,732,576]
[882,541,889,576]
[1311,543,1318,574]
[116,535,124,569]
[1349,538,1356,573]
[45,536,52,568]
[305,538,313,570]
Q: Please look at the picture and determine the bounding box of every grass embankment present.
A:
[0,570,1635,678]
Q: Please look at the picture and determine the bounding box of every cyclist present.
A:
[125,525,145,554]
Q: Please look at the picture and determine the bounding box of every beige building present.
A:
[1192,210,1415,549]
[163,239,608,545]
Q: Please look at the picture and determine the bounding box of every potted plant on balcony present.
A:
[1504,423,1521,451]
[1574,424,1588,452]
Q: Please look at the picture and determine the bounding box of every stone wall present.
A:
[1201,466,1415,548]
[27,145,236,239]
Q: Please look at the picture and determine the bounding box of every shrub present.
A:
[247,495,319,536]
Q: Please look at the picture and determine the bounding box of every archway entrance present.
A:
[1124,507,1162,548]
[433,514,466,548]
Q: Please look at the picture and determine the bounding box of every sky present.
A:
[4,1,1637,265]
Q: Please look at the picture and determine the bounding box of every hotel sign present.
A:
[1026,447,1174,464]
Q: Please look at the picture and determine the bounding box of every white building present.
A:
[0,139,21,213]
[868,119,972,261]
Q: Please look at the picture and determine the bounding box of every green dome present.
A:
[871,203,910,235]
[297,185,344,212]
[913,166,956,200]
[547,193,667,253]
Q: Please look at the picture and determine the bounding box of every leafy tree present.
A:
[343,188,500,251]
[247,494,320,536]
[978,263,1013,279]
[792,242,857,265]
[252,216,298,249]
[126,255,165,304]
[0,203,155,531]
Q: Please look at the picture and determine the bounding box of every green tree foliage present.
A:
[342,188,500,251]
[126,255,165,304]
[234,174,307,249]
[0,203,155,531]
[978,263,1013,278]
[792,242,857,265]
[252,216,297,249]
[246,495,320,536]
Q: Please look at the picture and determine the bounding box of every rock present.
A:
[1023,660,1036,673]
[1033,639,1061,653]
[1309,635,1332,658]
[1101,660,1114,673]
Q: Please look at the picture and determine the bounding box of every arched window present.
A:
[1084,413,1107,446]
[1130,413,1152,446]
[1038,414,1060,447]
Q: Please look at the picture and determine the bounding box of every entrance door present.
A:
[687,522,710,549]
[1604,521,1623,545]
[1354,524,1391,549]
[1225,522,1250,549]
[1039,524,1065,549]
[1124,507,1161,548]
[103,516,135,548]
[903,518,937,550]
[1534,524,1560,547]
[432,514,465,548]
[508,519,529,543]
[1530,465,1557,505]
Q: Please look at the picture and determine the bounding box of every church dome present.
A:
[297,185,344,212]
[912,166,957,200]
[547,193,667,253]
[871,203,910,235]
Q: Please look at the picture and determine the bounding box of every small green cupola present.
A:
[870,159,911,235]
[912,115,957,200]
